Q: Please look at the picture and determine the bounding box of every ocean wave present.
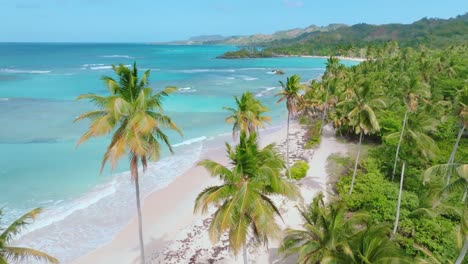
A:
[100,55,134,59]
[237,67,268,71]
[255,86,280,97]
[243,77,258,81]
[0,98,9,101]
[172,136,207,147]
[175,68,236,73]
[178,87,197,93]
[0,68,51,74]
[17,143,204,262]
[82,64,131,70]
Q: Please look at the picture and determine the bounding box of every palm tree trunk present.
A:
[447,125,465,186]
[242,243,248,264]
[455,238,468,264]
[320,83,330,134]
[462,186,467,203]
[134,170,146,264]
[349,131,363,195]
[392,110,408,181]
[393,161,406,235]
[286,113,291,179]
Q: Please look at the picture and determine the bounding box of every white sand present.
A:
[72,122,351,264]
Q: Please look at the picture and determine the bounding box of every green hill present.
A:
[220,13,468,58]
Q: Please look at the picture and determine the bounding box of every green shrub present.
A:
[304,120,322,149]
[290,160,309,180]
[298,115,310,125]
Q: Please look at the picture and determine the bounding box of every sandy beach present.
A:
[72,122,352,264]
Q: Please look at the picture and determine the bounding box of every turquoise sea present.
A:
[0,43,358,262]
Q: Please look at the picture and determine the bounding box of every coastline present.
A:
[72,122,353,264]
[298,55,366,62]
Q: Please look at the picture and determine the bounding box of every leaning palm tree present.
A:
[276,74,303,178]
[75,63,181,264]
[195,132,299,264]
[337,80,384,194]
[447,87,468,185]
[224,91,271,139]
[455,205,468,264]
[0,208,59,264]
[391,75,430,180]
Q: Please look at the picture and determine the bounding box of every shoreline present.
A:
[72,122,353,264]
[71,125,288,264]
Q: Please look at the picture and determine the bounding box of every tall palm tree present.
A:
[75,63,181,264]
[447,87,468,185]
[391,75,431,180]
[386,109,439,181]
[393,162,406,235]
[223,92,271,139]
[194,132,299,263]
[0,208,59,264]
[337,80,384,195]
[455,205,468,264]
[276,74,303,178]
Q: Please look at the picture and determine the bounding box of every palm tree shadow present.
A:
[268,248,298,264]
[133,234,171,264]
[300,176,323,190]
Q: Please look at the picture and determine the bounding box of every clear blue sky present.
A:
[1,0,467,42]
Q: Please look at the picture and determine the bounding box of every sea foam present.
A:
[0,68,51,74]
[16,141,204,263]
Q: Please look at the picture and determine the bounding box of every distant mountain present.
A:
[188,35,228,42]
[220,13,468,58]
[208,24,347,45]
[161,23,347,45]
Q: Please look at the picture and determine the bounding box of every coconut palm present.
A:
[0,208,59,264]
[280,193,365,263]
[393,162,406,235]
[335,224,411,264]
[224,92,271,139]
[447,87,468,185]
[194,132,299,264]
[337,80,385,195]
[75,63,181,264]
[455,205,468,264]
[321,57,343,125]
[424,163,468,203]
[276,74,304,178]
[391,75,431,180]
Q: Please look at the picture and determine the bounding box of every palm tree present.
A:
[337,80,384,195]
[391,75,431,180]
[280,193,364,263]
[424,163,468,203]
[447,87,468,185]
[194,132,299,263]
[393,161,406,235]
[223,92,271,139]
[75,63,181,264]
[0,208,59,264]
[336,224,411,263]
[276,74,303,178]
[455,205,468,264]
